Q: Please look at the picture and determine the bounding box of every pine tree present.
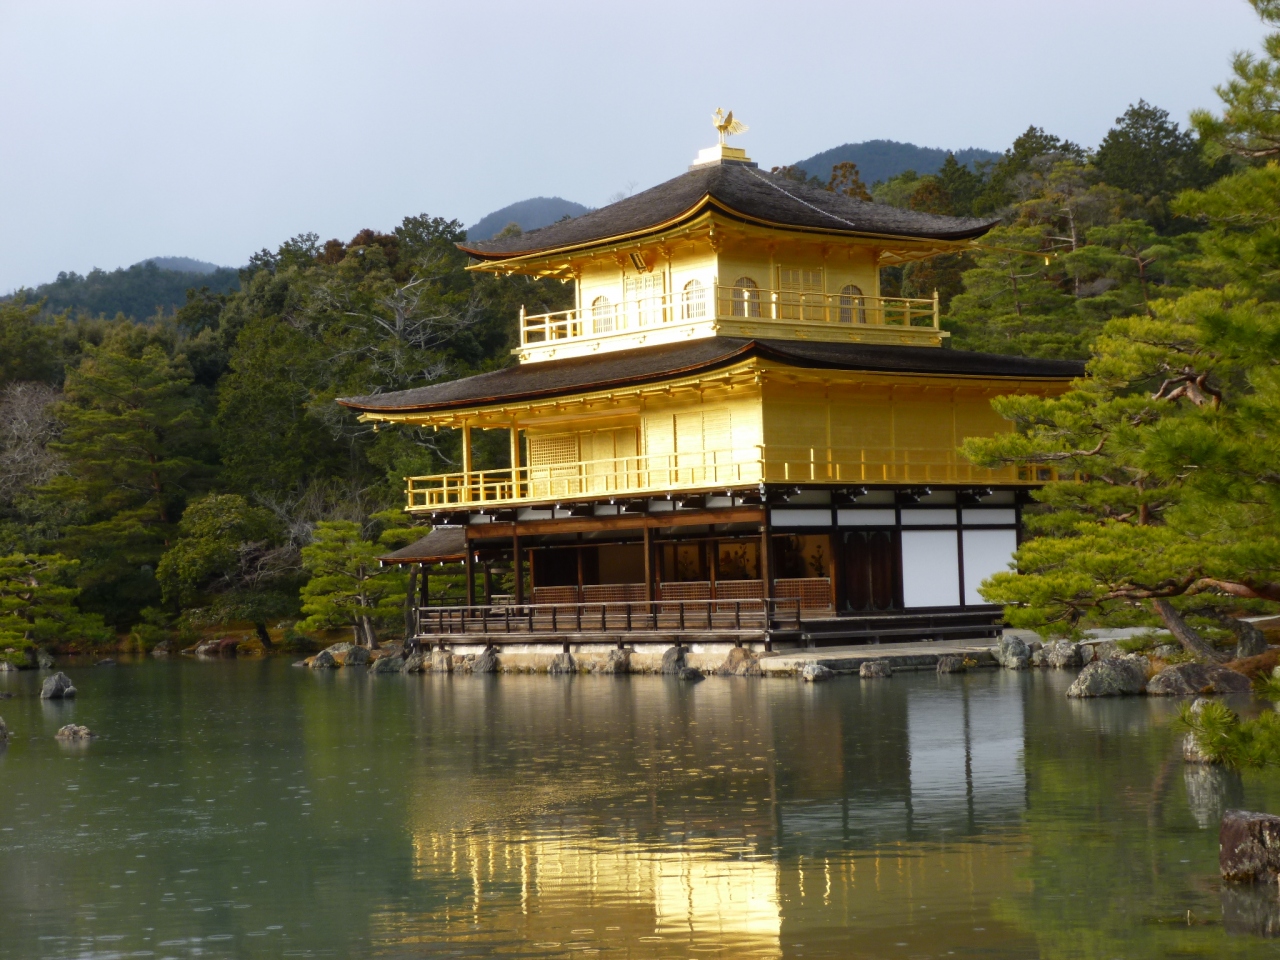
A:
[299,520,405,648]
[40,338,211,624]
[0,553,109,663]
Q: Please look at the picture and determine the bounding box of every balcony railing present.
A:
[519,287,940,347]
[406,445,1047,510]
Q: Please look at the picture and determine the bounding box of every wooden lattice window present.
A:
[731,276,761,317]
[774,577,833,610]
[838,283,866,324]
[592,295,613,334]
[528,433,579,466]
[779,267,824,320]
[682,279,706,319]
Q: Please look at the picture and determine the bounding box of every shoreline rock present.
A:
[1148,662,1251,697]
[801,663,834,682]
[937,655,968,674]
[996,636,1030,670]
[1066,655,1147,698]
[859,660,892,679]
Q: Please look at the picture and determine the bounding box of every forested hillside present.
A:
[12,259,241,322]
[792,139,1000,187]
[466,197,590,242]
[1,0,1277,660]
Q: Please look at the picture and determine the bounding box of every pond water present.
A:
[1,660,1279,959]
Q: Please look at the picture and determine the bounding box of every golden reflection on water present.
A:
[374,826,1031,957]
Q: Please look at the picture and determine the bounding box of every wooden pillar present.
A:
[575,543,585,602]
[707,539,718,597]
[513,531,524,604]
[464,542,476,606]
[483,561,493,604]
[461,421,473,491]
[643,525,654,602]
[510,422,521,498]
[761,506,774,599]
[420,563,429,608]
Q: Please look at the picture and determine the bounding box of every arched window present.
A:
[592,295,613,333]
[838,283,866,324]
[731,277,761,317]
[682,279,706,319]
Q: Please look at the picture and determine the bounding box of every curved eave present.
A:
[335,343,758,415]
[457,194,998,269]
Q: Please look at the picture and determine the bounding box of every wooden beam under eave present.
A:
[464,505,765,539]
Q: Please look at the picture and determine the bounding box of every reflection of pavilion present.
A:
[397,831,783,957]
[365,676,1031,954]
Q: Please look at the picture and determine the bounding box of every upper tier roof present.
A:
[458,161,999,261]
[339,338,1083,415]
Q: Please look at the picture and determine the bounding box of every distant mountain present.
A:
[16,259,240,321]
[793,140,1002,186]
[133,256,229,274]
[466,197,590,242]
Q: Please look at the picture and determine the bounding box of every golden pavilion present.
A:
[342,122,1080,650]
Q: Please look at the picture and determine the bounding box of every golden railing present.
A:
[518,287,940,346]
[405,446,1045,510]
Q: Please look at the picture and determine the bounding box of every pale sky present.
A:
[0,0,1266,292]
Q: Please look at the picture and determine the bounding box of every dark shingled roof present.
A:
[458,162,998,259]
[379,527,467,564]
[339,339,1083,415]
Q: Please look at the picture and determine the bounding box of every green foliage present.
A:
[15,261,240,323]
[39,335,213,625]
[1191,0,1280,159]
[1178,698,1280,768]
[157,494,278,606]
[0,553,109,655]
[1095,100,1223,201]
[0,296,61,385]
[299,520,405,646]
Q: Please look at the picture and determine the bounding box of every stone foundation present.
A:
[413,638,769,675]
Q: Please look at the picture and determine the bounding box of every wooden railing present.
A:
[519,287,940,347]
[405,446,1042,509]
[413,597,805,639]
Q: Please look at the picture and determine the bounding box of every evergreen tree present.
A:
[0,553,109,662]
[299,520,405,648]
[157,494,297,647]
[1191,0,1280,159]
[1095,100,1219,201]
[40,337,212,624]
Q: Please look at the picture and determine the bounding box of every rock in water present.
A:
[324,642,355,657]
[150,640,171,657]
[677,665,705,682]
[39,672,76,699]
[1045,641,1083,669]
[659,646,685,675]
[937,655,967,674]
[369,655,404,674]
[471,647,499,674]
[35,648,54,670]
[0,716,7,740]
[1147,663,1252,697]
[1065,655,1148,698]
[801,663,834,682]
[96,658,116,667]
[1220,810,1280,883]
[548,652,575,675]
[430,650,453,674]
[55,724,94,740]
[996,636,1030,670]
[1183,697,1218,763]
[309,649,338,669]
[401,652,427,674]
[859,660,892,679]
[1079,644,1096,664]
